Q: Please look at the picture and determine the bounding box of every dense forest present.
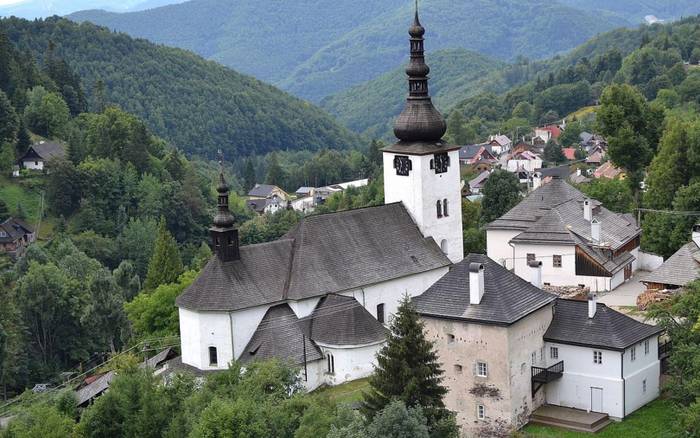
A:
[71,0,637,101]
[0,17,361,158]
[324,19,672,140]
[320,49,505,138]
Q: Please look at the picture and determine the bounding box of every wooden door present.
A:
[624,263,632,281]
[590,387,603,413]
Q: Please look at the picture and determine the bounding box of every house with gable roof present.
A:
[414,254,662,434]
[17,141,66,171]
[642,225,700,291]
[0,217,35,258]
[486,178,641,291]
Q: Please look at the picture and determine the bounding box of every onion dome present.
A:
[213,170,235,229]
[393,8,446,143]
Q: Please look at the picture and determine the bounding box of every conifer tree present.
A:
[0,199,9,222]
[143,217,183,291]
[362,296,456,436]
[15,119,30,156]
[243,157,256,192]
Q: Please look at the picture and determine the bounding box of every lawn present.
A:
[522,399,676,437]
[0,174,52,237]
[312,378,371,405]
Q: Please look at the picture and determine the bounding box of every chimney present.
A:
[532,172,542,190]
[528,260,543,289]
[591,218,601,243]
[588,292,598,318]
[469,263,485,305]
[693,224,700,248]
[583,199,592,221]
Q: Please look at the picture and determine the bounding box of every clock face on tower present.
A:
[434,152,450,174]
[394,155,412,176]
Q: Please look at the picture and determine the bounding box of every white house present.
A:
[414,255,663,435]
[507,151,542,173]
[17,141,66,171]
[488,134,512,155]
[486,178,641,291]
[176,10,462,390]
[543,296,662,420]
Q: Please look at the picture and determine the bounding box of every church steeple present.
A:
[393,3,446,143]
[210,153,240,262]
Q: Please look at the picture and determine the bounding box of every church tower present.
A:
[211,163,240,262]
[383,8,463,263]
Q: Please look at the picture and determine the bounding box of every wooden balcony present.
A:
[531,361,564,396]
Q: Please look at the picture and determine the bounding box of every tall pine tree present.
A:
[143,217,183,291]
[362,295,456,436]
[243,157,256,192]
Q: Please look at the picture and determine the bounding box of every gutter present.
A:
[621,351,626,418]
[508,241,515,271]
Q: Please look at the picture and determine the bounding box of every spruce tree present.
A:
[15,119,30,156]
[362,295,455,435]
[243,157,256,192]
[143,217,183,291]
[0,199,9,222]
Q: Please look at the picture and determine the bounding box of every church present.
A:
[175,9,462,390]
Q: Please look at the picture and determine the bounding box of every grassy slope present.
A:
[0,175,54,239]
[312,377,370,405]
[523,399,675,437]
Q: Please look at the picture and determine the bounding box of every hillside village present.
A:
[1,2,700,438]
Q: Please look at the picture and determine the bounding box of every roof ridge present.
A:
[303,201,401,220]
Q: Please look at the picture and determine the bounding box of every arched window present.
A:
[208,346,218,366]
[440,239,448,255]
[327,353,335,374]
[436,200,443,218]
[443,199,449,217]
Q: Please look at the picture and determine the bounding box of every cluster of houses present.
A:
[0,9,685,438]
[100,12,675,437]
[245,179,368,215]
[460,122,625,199]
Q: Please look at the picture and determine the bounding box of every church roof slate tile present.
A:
[176,203,451,312]
[302,294,387,346]
[413,254,556,326]
[642,241,700,287]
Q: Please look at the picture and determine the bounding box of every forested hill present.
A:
[69,0,632,102]
[320,49,506,138]
[0,17,361,157]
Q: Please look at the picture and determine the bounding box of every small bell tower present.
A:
[211,153,240,262]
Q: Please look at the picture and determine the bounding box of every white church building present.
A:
[175,9,462,391]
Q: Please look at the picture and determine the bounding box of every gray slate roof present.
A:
[177,203,450,312]
[0,218,33,243]
[413,254,556,326]
[239,304,323,365]
[75,371,115,407]
[511,198,639,251]
[469,171,490,189]
[459,144,494,161]
[486,178,584,231]
[23,141,66,161]
[642,242,700,287]
[544,299,663,351]
[248,184,281,198]
[537,165,570,179]
[303,294,387,346]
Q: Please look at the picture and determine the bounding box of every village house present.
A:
[459,144,498,173]
[16,141,66,172]
[0,217,35,258]
[486,178,641,291]
[245,184,290,214]
[467,170,490,195]
[414,254,662,434]
[534,125,562,144]
[594,161,626,180]
[506,150,542,173]
[488,134,512,155]
[247,183,288,201]
[642,225,700,291]
[175,10,462,390]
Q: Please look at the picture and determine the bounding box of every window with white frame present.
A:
[631,346,636,361]
[593,350,602,364]
[208,346,218,366]
[644,339,650,355]
[531,351,537,365]
[477,404,485,420]
[550,346,559,360]
[553,254,562,268]
[476,361,488,377]
[327,353,335,374]
[540,347,545,362]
